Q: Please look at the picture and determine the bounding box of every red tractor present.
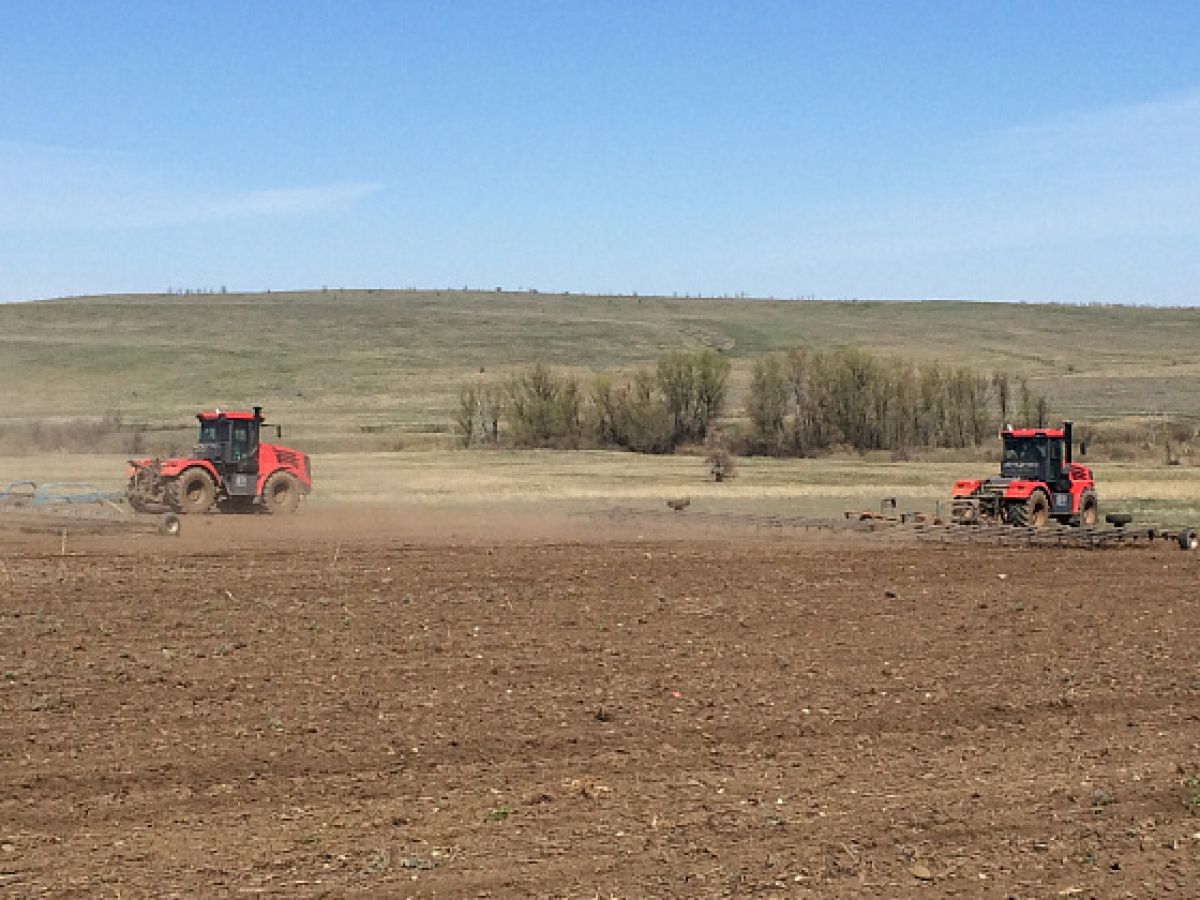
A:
[127,406,311,515]
[951,420,1097,528]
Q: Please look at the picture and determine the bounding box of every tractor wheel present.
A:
[1010,491,1050,529]
[261,471,301,515]
[1078,491,1099,527]
[174,468,216,514]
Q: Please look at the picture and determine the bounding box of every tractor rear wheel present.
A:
[1010,490,1050,528]
[174,468,216,514]
[261,471,301,515]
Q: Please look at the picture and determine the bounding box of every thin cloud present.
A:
[992,87,1200,177]
[779,86,1200,262]
[965,86,1200,241]
[0,140,384,231]
[196,183,386,220]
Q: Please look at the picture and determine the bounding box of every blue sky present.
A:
[2,1,1199,303]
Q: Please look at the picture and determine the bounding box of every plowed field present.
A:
[3,509,1199,898]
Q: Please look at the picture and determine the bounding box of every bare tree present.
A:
[456,384,479,447]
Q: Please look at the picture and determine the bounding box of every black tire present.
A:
[1106,513,1133,527]
[1078,491,1099,527]
[174,468,215,514]
[261,471,301,515]
[158,512,181,536]
[1010,490,1049,529]
[1178,528,1198,551]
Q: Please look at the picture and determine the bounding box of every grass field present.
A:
[3,290,1200,453]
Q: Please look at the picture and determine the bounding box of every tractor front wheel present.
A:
[174,468,216,514]
[261,471,301,515]
[1010,490,1050,528]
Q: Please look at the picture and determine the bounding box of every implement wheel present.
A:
[174,468,216,514]
[1179,528,1199,551]
[261,471,301,515]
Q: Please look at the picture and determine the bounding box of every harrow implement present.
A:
[593,503,1198,551]
[0,480,181,537]
[911,520,1198,550]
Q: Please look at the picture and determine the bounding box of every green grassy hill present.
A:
[3,289,1199,452]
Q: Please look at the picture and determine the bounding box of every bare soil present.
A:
[2,507,1199,898]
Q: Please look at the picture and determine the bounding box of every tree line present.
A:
[744,348,1046,455]
[457,346,1049,456]
[458,349,731,453]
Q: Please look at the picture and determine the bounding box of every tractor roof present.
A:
[197,410,259,421]
[1003,427,1065,439]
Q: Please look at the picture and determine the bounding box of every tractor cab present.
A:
[1000,426,1071,492]
[195,407,265,477]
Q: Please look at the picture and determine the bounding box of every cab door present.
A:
[224,420,261,495]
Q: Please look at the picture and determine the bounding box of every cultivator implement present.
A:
[0,480,180,537]
[594,502,1198,551]
[910,520,1198,550]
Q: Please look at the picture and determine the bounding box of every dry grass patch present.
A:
[5,450,1199,524]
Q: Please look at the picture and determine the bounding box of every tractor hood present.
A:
[126,456,210,478]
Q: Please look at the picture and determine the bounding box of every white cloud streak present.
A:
[0,141,384,231]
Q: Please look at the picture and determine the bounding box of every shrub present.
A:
[505,363,583,448]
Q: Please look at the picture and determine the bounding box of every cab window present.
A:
[199,421,228,444]
[231,422,252,461]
